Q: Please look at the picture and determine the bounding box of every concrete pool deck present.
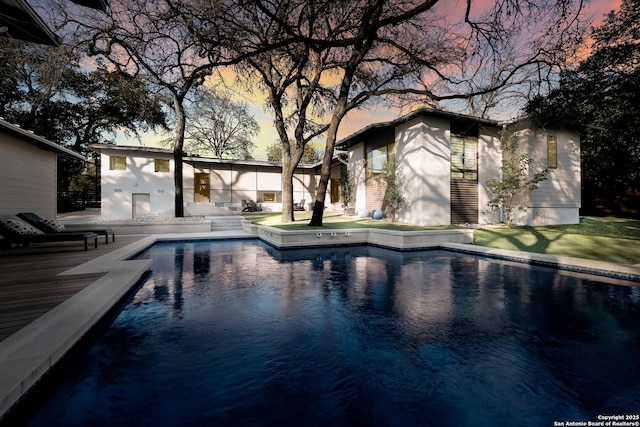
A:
[1,225,639,420]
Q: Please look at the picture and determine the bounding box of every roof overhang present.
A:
[336,107,502,150]
[1,119,85,161]
[90,144,339,170]
[0,0,62,46]
[90,144,174,156]
[69,0,108,12]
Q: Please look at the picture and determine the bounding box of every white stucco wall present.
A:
[100,149,175,219]
[396,116,451,226]
[344,113,581,227]
[478,127,502,224]
[514,127,581,225]
[98,147,333,217]
[0,134,58,218]
[349,142,367,212]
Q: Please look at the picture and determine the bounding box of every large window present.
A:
[547,136,557,169]
[450,136,477,180]
[154,159,170,173]
[366,143,395,177]
[263,192,276,202]
[109,156,126,170]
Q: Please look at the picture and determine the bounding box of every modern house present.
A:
[0,119,86,219]
[91,145,345,219]
[337,108,581,226]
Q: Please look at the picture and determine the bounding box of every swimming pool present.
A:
[25,240,640,426]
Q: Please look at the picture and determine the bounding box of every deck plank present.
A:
[0,235,144,342]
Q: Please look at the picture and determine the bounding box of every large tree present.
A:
[183,88,258,160]
[525,0,640,216]
[0,38,166,189]
[51,0,229,216]
[208,0,586,224]
[0,39,165,154]
[51,0,301,216]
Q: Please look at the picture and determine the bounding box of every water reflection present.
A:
[26,240,640,426]
[133,240,640,353]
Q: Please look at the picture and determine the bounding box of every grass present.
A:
[473,217,640,264]
[244,213,640,265]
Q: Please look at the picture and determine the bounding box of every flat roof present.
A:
[90,144,328,169]
[0,119,85,160]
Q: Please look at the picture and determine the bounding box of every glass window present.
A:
[263,192,276,202]
[369,147,387,171]
[109,156,126,170]
[547,136,557,169]
[366,143,395,177]
[154,159,170,173]
[451,136,477,180]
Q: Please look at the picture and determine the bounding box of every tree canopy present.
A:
[0,38,166,156]
[266,142,322,164]
[28,0,591,221]
[196,0,588,224]
[525,0,640,216]
[183,88,258,160]
[0,38,167,192]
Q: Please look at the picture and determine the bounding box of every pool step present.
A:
[207,215,245,232]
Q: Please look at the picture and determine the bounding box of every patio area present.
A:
[0,235,145,342]
[0,220,256,420]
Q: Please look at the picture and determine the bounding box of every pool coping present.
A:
[1,229,639,420]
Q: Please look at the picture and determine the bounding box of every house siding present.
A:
[0,135,57,218]
[478,128,502,224]
[342,110,579,227]
[96,146,334,218]
[100,149,175,220]
[513,126,581,225]
[396,116,451,226]
[349,142,367,213]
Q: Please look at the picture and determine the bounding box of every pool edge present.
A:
[1,230,639,421]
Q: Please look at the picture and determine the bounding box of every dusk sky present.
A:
[111,0,622,159]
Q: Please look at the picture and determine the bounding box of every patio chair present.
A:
[17,212,115,244]
[0,217,98,251]
[241,199,262,212]
[293,199,306,211]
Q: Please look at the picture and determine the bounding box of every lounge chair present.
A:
[0,217,98,251]
[241,199,262,212]
[17,212,115,244]
[293,199,306,211]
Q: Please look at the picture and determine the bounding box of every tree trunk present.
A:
[173,98,186,217]
[309,112,343,226]
[281,160,295,222]
[309,150,331,226]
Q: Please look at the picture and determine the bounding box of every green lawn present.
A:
[473,217,640,264]
[243,213,640,264]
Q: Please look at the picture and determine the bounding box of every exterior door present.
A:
[194,173,210,203]
[132,193,151,218]
[450,136,479,224]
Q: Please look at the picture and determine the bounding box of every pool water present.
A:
[26,240,640,426]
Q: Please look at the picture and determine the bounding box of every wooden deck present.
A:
[0,235,145,342]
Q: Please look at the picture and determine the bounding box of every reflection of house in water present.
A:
[193,250,210,277]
